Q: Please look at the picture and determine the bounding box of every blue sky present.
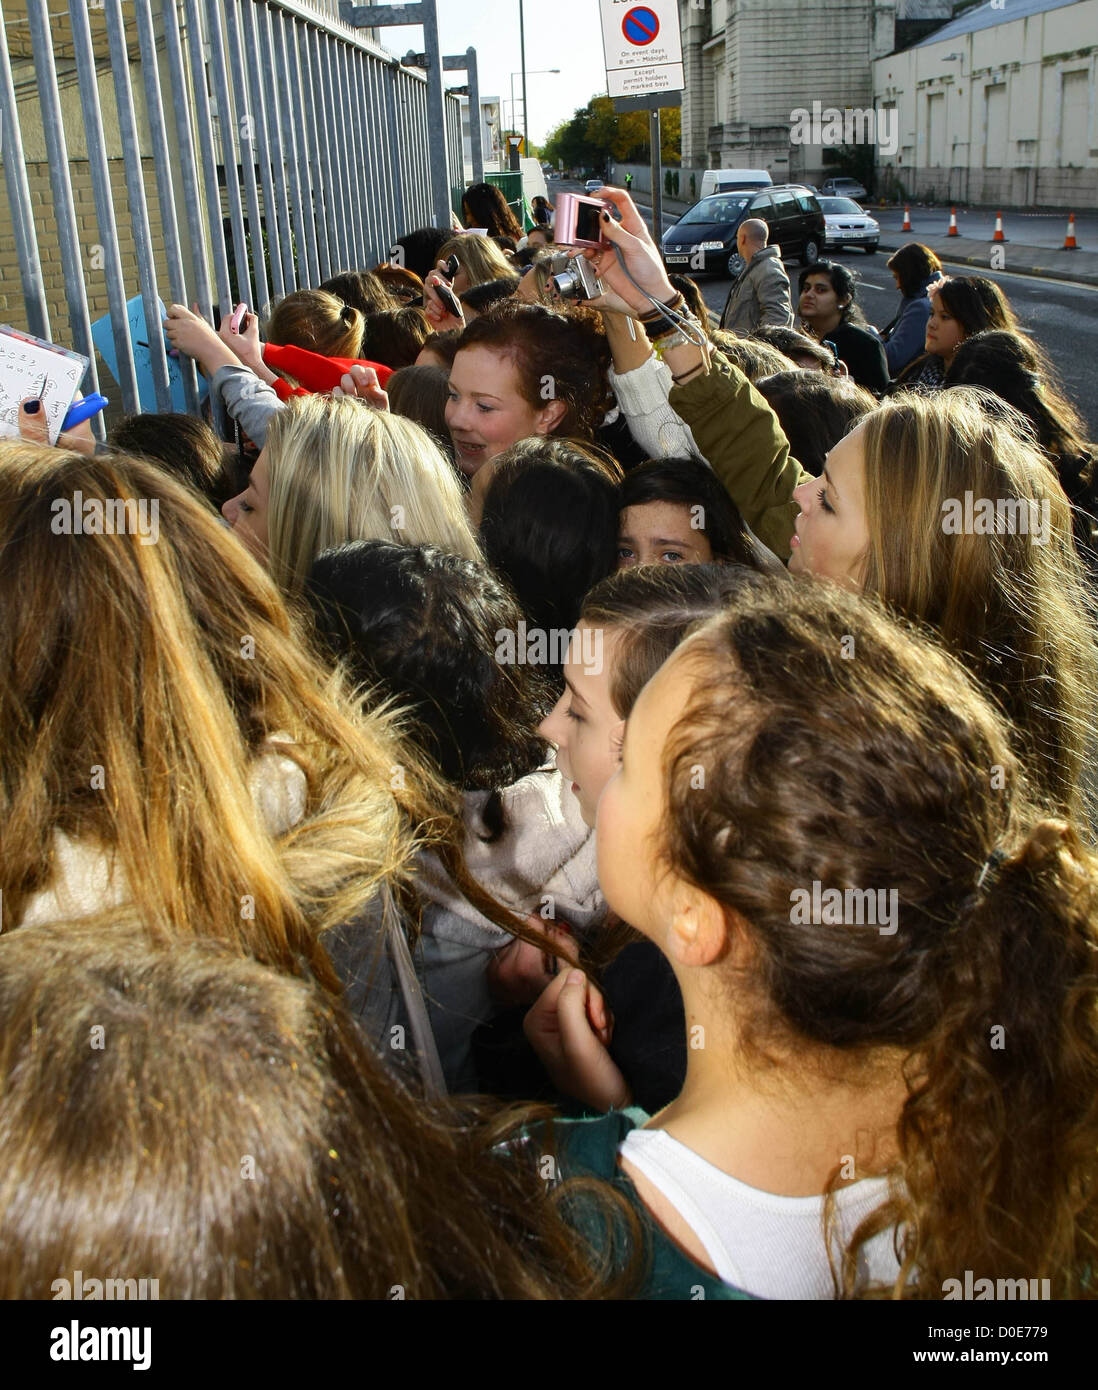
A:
[379,0,611,143]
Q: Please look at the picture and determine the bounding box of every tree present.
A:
[541,92,682,173]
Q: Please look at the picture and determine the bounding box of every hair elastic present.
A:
[976,847,1008,892]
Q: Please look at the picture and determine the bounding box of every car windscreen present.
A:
[819,198,863,214]
[679,196,749,226]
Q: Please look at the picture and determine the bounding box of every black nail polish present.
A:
[24,400,40,415]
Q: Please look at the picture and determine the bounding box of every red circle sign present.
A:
[622,6,659,45]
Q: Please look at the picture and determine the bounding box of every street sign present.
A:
[599,0,683,99]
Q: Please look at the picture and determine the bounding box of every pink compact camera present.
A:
[554,192,609,248]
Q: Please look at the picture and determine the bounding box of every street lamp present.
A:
[509,67,560,155]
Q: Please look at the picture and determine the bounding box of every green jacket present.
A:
[668,352,810,560]
[549,1108,755,1301]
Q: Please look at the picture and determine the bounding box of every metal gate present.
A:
[0,0,466,435]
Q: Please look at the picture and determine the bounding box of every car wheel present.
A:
[801,238,821,267]
[865,242,878,254]
[727,251,744,278]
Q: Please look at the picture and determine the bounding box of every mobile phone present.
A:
[435,282,462,319]
[230,303,248,333]
[554,192,608,248]
[440,255,460,282]
[821,338,842,371]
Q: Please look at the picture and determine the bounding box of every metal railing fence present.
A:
[0,0,465,436]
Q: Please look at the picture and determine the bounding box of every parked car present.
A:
[818,197,879,253]
[585,178,605,193]
[819,176,867,200]
[661,185,825,276]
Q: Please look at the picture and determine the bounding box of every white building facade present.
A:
[873,0,1098,207]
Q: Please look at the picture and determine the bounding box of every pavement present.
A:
[875,233,1098,287]
[871,209,1098,288]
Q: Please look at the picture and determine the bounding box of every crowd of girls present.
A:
[1,183,1096,1302]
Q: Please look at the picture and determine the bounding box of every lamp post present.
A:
[509,67,560,157]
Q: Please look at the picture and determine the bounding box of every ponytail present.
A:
[896,819,1098,1298]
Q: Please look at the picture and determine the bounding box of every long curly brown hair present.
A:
[660,577,1098,1298]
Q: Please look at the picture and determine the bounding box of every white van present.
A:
[699,168,772,198]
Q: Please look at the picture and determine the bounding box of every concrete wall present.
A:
[874,0,1098,208]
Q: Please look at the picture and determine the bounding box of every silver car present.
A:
[818,196,879,253]
[820,176,867,200]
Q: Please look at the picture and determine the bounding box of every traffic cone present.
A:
[1063,212,1078,250]
[902,205,912,231]
[947,207,959,236]
[992,211,1005,242]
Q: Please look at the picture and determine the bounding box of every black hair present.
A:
[478,438,623,671]
[754,371,876,477]
[945,330,1087,462]
[462,183,524,240]
[797,260,867,326]
[617,456,758,566]
[667,274,709,330]
[304,540,549,795]
[389,227,452,281]
[460,278,521,316]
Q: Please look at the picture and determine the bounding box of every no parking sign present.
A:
[600,0,683,98]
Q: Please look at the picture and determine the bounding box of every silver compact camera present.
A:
[547,250,605,302]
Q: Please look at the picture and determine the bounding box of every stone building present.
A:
[873,0,1098,207]
[678,0,949,184]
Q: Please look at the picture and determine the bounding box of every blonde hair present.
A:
[263,394,482,596]
[858,388,1098,817]
[439,234,516,288]
[265,288,364,359]
[0,443,435,988]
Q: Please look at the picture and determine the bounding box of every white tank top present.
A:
[620,1127,902,1299]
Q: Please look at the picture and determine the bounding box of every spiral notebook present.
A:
[0,325,88,446]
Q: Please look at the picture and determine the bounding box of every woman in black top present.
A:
[894,275,1019,397]
[796,260,890,395]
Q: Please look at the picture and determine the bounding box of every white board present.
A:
[600,0,684,99]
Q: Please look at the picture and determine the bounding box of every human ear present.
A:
[665,887,730,968]
[536,398,568,434]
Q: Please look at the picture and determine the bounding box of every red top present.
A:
[262,342,395,400]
